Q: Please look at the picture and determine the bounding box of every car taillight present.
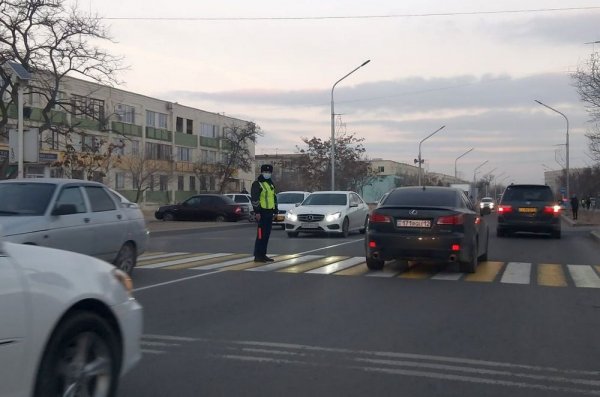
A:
[370,212,391,223]
[436,214,464,225]
[498,205,512,214]
[234,206,241,214]
[543,205,561,215]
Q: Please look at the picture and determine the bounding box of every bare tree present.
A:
[0,0,124,174]
[120,154,173,203]
[193,121,262,193]
[296,132,372,191]
[573,51,600,161]
[51,134,123,180]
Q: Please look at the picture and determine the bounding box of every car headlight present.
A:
[112,268,133,297]
[286,212,298,222]
[490,203,494,208]
[479,203,484,208]
[326,212,341,222]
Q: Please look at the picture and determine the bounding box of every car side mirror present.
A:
[52,204,78,216]
[350,203,358,208]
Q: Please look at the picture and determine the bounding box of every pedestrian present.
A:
[240,187,249,194]
[586,197,592,210]
[570,195,579,220]
[251,164,278,262]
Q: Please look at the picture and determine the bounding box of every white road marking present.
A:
[141,253,232,269]
[133,269,224,292]
[247,255,323,272]
[500,262,531,284]
[140,341,180,347]
[141,349,166,355]
[307,257,366,274]
[567,265,600,288]
[139,252,188,261]
[295,239,363,256]
[431,272,463,281]
[366,270,399,278]
[192,256,258,270]
[142,334,199,342]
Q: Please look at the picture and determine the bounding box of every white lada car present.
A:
[285,191,370,238]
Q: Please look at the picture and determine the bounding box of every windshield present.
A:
[481,198,493,203]
[302,193,347,206]
[277,193,306,204]
[0,183,56,216]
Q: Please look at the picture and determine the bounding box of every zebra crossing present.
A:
[136,251,600,289]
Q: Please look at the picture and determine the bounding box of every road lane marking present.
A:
[334,263,370,276]
[366,267,401,278]
[431,272,464,281]
[247,255,323,272]
[307,257,366,274]
[295,238,363,256]
[133,269,224,292]
[141,349,166,355]
[279,256,350,273]
[138,252,187,260]
[143,334,199,342]
[464,261,504,282]
[223,254,300,271]
[501,262,531,284]
[568,265,600,288]
[141,253,233,269]
[192,256,259,270]
[164,253,248,270]
[537,264,568,287]
[138,253,207,267]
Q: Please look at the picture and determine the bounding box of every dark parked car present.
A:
[155,194,249,222]
[496,184,561,238]
[365,186,489,273]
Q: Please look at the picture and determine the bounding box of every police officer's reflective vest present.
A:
[259,181,276,210]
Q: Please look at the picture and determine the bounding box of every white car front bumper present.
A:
[112,298,143,376]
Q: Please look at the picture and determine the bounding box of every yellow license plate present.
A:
[518,207,537,213]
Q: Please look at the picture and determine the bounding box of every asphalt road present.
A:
[119,214,600,396]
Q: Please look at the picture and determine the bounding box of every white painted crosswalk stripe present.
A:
[567,265,600,288]
[500,262,531,284]
[307,257,365,274]
[139,252,188,261]
[431,272,464,281]
[192,256,258,270]
[141,253,233,269]
[247,255,323,272]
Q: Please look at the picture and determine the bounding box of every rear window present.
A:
[278,193,306,204]
[385,189,458,207]
[502,186,553,202]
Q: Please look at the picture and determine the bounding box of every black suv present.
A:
[496,184,561,238]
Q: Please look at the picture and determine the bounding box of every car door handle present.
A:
[117,214,122,220]
[84,218,90,223]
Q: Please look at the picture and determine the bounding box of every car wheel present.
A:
[341,218,350,238]
[33,311,120,397]
[215,215,226,222]
[287,231,299,238]
[459,240,478,273]
[163,212,175,222]
[359,216,368,234]
[114,242,137,275]
[366,256,384,270]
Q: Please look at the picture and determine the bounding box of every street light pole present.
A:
[454,147,474,180]
[473,160,489,185]
[416,125,445,186]
[330,59,371,190]
[535,100,570,198]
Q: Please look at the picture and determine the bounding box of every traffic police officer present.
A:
[251,164,278,262]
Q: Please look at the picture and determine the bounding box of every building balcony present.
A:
[199,136,219,148]
[146,126,172,141]
[112,121,143,137]
[175,132,198,148]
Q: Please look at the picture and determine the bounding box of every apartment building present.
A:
[0,75,255,204]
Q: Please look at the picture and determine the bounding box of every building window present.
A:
[149,175,155,191]
[146,110,156,127]
[209,176,215,191]
[186,119,193,134]
[200,176,207,191]
[115,104,135,124]
[200,150,208,163]
[131,140,140,156]
[207,151,216,164]
[71,95,104,121]
[158,113,168,129]
[81,135,100,151]
[115,172,125,189]
[189,176,196,191]
[159,175,169,191]
[200,123,217,138]
[378,166,385,173]
[178,176,184,191]
[133,175,139,189]
[177,147,191,162]
[145,142,172,160]
[53,91,66,111]
[176,117,183,133]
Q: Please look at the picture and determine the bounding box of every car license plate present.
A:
[518,207,537,213]
[301,223,319,229]
[397,219,431,228]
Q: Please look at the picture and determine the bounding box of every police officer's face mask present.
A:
[262,172,272,179]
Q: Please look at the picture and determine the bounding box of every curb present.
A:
[591,230,600,243]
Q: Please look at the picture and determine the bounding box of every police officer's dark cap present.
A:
[260,164,273,172]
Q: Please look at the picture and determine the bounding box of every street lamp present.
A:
[454,147,474,180]
[330,59,371,190]
[415,125,445,186]
[6,62,32,179]
[473,160,489,185]
[482,167,497,196]
[535,100,570,198]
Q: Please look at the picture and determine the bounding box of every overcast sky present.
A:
[87,0,600,184]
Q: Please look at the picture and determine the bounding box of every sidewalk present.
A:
[561,208,600,243]
[143,209,254,236]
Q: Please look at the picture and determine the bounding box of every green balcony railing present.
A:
[175,132,198,148]
[199,136,219,148]
[72,117,100,131]
[112,121,143,137]
[146,126,172,141]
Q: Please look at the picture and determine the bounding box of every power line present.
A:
[102,6,600,21]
